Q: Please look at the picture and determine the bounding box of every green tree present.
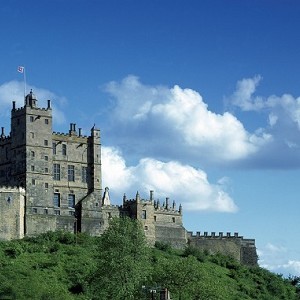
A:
[153,255,202,299]
[88,217,151,299]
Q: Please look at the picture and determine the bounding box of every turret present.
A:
[25,90,37,108]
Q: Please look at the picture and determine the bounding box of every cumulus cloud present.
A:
[102,146,238,212]
[229,76,300,131]
[227,75,300,167]
[104,76,270,164]
[229,75,264,111]
[0,80,67,127]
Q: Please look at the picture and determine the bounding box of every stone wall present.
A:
[0,187,25,240]
[187,231,257,266]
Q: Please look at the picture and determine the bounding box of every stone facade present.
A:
[0,91,258,266]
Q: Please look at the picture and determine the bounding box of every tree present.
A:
[88,217,151,299]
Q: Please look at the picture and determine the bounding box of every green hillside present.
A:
[0,218,298,300]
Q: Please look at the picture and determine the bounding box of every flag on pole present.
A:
[17,66,24,73]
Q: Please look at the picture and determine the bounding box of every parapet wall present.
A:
[187,231,257,266]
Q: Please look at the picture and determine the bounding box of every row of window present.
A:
[32,208,75,216]
[53,164,87,182]
[29,116,49,124]
[53,142,67,155]
[142,211,176,223]
[53,193,75,208]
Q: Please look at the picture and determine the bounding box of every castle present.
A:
[0,91,258,265]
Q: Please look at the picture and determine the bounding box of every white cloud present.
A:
[0,80,67,126]
[259,243,300,276]
[229,75,264,111]
[102,146,238,212]
[104,76,270,163]
[230,76,300,131]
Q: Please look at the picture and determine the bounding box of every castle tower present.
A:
[9,91,54,235]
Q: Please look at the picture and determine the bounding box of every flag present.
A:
[17,66,24,73]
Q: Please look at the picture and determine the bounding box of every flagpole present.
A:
[23,66,26,98]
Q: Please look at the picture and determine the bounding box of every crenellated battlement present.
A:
[0,135,11,143]
[0,186,25,193]
[187,231,243,239]
[53,131,88,138]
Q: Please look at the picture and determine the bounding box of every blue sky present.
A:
[1,0,300,276]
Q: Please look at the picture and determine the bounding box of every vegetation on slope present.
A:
[0,217,298,300]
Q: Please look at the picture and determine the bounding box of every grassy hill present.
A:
[0,218,298,299]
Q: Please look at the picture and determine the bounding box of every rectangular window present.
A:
[53,193,60,207]
[32,208,37,214]
[44,209,48,214]
[172,217,176,223]
[30,116,34,122]
[62,144,67,155]
[31,165,35,171]
[82,167,88,183]
[32,179,35,185]
[45,119,49,124]
[53,164,60,180]
[30,132,34,138]
[31,151,35,158]
[45,183,49,189]
[44,140,48,146]
[68,165,75,181]
[45,155,48,161]
[54,210,60,215]
[68,194,75,208]
[52,142,56,155]
[141,210,146,219]
[45,167,49,173]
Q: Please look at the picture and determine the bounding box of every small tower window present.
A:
[141,210,147,219]
[52,142,56,154]
[53,164,60,180]
[45,119,49,124]
[44,140,48,146]
[30,116,34,122]
[62,144,67,155]
[53,193,61,207]
[68,165,75,181]
[68,194,75,208]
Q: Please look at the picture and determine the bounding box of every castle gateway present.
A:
[0,91,257,266]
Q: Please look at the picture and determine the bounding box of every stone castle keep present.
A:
[0,91,258,265]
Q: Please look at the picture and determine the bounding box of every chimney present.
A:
[47,100,51,109]
[150,190,154,201]
[12,101,16,111]
[165,197,169,209]
[1,127,5,138]
[78,128,82,136]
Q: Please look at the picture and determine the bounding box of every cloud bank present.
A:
[104,75,300,169]
[104,76,270,165]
